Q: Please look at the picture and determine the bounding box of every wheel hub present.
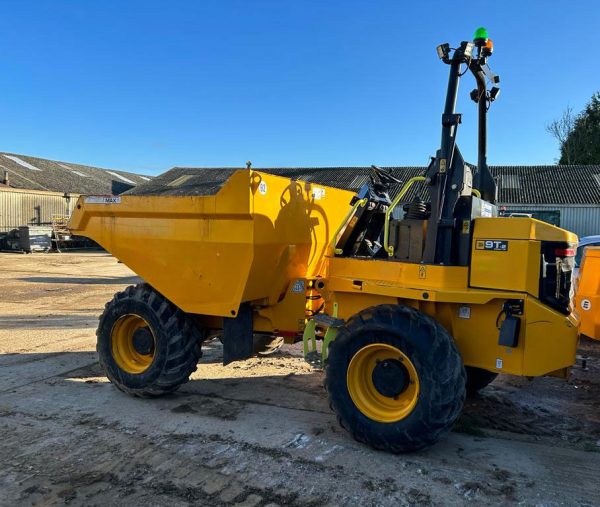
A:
[111,314,156,374]
[371,359,409,398]
[346,343,420,423]
[132,327,154,355]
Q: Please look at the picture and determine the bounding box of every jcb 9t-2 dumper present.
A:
[69,29,580,452]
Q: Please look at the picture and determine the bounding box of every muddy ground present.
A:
[0,252,599,506]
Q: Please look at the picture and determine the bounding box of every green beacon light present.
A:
[473,27,494,55]
[473,27,489,42]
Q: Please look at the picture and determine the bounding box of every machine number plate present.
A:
[581,299,592,311]
[476,239,508,252]
[458,306,471,319]
[291,280,305,293]
[84,196,121,204]
[311,187,326,200]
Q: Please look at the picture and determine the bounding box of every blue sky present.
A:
[0,1,598,175]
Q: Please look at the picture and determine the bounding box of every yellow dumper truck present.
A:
[574,247,600,341]
[69,30,580,452]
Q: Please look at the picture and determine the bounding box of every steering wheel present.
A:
[371,165,402,185]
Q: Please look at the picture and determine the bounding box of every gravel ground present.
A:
[0,252,599,507]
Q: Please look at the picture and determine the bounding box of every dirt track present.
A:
[1,252,599,506]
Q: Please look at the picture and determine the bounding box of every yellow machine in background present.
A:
[69,29,582,452]
[574,247,600,341]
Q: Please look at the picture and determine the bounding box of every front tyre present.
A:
[325,304,465,453]
[97,283,203,397]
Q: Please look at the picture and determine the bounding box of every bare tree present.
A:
[546,106,577,164]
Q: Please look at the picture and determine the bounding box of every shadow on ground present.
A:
[0,314,99,329]
[3,338,600,453]
[17,275,142,285]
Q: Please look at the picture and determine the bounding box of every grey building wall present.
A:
[502,204,600,238]
[0,188,78,234]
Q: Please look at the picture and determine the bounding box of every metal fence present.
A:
[0,188,78,234]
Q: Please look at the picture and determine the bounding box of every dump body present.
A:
[69,170,354,322]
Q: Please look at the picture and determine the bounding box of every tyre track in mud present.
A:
[2,253,600,506]
[2,358,600,507]
[0,403,544,507]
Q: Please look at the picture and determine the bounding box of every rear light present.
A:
[555,248,576,257]
[540,242,576,315]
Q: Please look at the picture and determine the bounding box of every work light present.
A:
[463,42,475,58]
[436,43,450,60]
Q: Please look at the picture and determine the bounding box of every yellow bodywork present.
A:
[574,247,600,340]
[470,218,577,295]
[70,170,580,378]
[324,257,577,377]
[69,170,354,331]
[322,217,578,377]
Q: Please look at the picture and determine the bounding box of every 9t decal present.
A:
[475,240,509,252]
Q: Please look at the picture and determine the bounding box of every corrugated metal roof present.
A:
[0,152,151,195]
[125,166,428,200]
[126,165,600,205]
[493,165,600,205]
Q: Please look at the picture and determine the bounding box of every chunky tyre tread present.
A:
[97,283,203,397]
[325,304,466,453]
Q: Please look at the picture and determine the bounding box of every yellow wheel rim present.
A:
[347,343,420,423]
[111,314,156,374]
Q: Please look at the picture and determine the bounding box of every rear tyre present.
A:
[97,283,203,397]
[325,304,465,453]
[465,366,498,395]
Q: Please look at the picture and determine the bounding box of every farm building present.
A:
[1,156,597,247]
[130,164,600,238]
[492,165,600,237]
[0,152,150,250]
